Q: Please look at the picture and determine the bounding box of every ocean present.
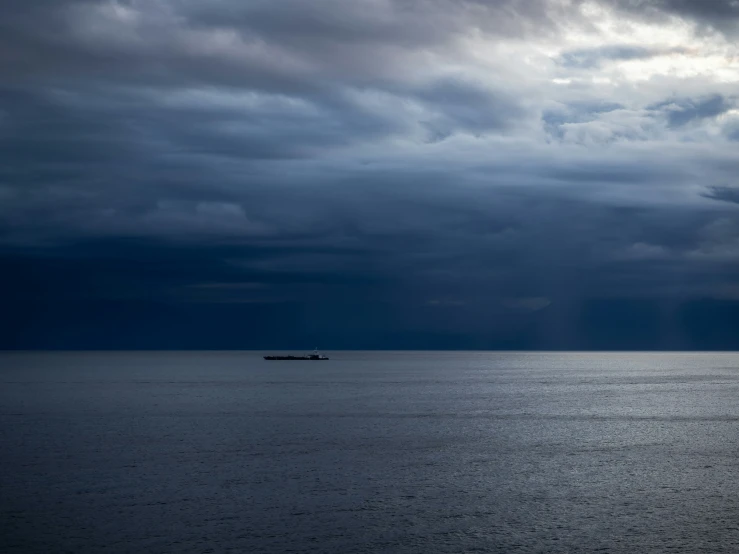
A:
[2,351,739,553]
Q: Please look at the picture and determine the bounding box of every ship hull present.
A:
[264,356,329,360]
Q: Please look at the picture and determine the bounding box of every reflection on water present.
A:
[2,351,739,553]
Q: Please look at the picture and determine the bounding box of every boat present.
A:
[264,348,329,361]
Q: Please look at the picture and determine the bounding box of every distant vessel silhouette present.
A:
[264,348,329,361]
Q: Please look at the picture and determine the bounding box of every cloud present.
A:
[607,0,739,35]
[0,0,575,92]
[649,94,735,128]
[702,186,739,205]
[557,45,688,69]
[412,78,526,140]
[502,297,552,312]
[2,0,739,348]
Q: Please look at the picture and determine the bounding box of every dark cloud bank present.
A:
[1,0,739,350]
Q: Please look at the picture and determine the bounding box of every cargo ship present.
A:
[264,348,329,360]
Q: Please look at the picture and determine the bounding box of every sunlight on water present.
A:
[2,351,739,553]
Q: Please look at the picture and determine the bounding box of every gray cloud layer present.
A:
[1,0,739,348]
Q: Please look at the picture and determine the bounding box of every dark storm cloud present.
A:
[0,0,734,93]
[0,82,408,243]
[6,178,732,296]
[5,188,739,348]
[703,186,739,205]
[544,161,672,184]
[0,0,575,92]
[0,68,531,245]
[4,140,739,349]
[412,78,526,140]
[2,0,739,349]
[175,0,575,46]
[648,94,735,128]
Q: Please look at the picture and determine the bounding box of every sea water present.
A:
[2,351,739,553]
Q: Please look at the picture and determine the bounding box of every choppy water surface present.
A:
[2,351,739,553]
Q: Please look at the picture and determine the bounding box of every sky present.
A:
[1,0,739,350]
